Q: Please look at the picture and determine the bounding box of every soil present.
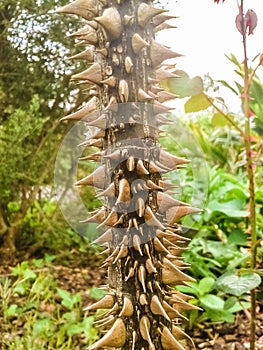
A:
[186,313,263,349]
[0,258,262,350]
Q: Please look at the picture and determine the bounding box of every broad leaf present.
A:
[4,304,18,317]
[66,324,83,337]
[89,287,106,300]
[216,271,262,296]
[57,288,74,309]
[224,296,237,310]
[251,78,263,105]
[82,317,98,342]
[206,199,247,219]
[204,241,236,260]
[212,112,233,127]
[228,230,247,246]
[160,70,203,98]
[184,93,213,113]
[199,277,215,295]
[200,294,224,310]
[32,318,55,338]
[63,311,79,322]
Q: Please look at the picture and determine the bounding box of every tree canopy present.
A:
[0,0,89,261]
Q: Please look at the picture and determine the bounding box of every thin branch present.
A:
[240,1,258,349]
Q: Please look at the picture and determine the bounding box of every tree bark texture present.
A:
[58,0,198,349]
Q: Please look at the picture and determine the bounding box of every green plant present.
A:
[158,111,262,345]
[161,2,262,347]
[177,276,250,327]
[0,259,98,349]
[0,0,86,262]
[166,133,262,326]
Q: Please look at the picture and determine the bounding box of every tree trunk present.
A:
[58,0,198,349]
[0,205,20,263]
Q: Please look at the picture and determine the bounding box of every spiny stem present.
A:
[240,1,257,349]
[58,1,197,349]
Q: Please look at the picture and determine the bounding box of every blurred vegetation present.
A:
[161,54,263,327]
[0,257,99,349]
[0,0,99,263]
[161,116,263,326]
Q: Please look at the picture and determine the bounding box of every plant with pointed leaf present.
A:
[163,1,262,349]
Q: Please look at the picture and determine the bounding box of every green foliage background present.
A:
[161,55,263,326]
[0,0,99,261]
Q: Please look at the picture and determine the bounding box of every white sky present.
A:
[157,0,263,111]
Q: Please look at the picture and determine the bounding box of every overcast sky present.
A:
[157,0,263,111]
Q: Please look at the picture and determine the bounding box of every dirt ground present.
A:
[186,312,263,349]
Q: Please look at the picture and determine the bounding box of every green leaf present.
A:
[161,70,203,98]
[72,292,81,305]
[82,317,98,343]
[33,319,55,338]
[224,297,238,310]
[216,271,262,297]
[13,283,26,295]
[12,261,36,280]
[200,294,224,310]
[44,253,56,264]
[204,308,235,323]
[7,201,21,213]
[206,199,247,218]
[198,277,215,295]
[32,259,44,268]
[203,299,250,323]
[225,53,241,67]
[23,268,37,280]
[212,112,232,127]
[228,301,250,313]
[4,304,18,317]
[184,93,213,113]
[176,282,200,297]
[57,288,74,309]
[251,78,263,105]
[228,230,247,246]
[254,117,263,136]
[217,79,239,96]
[66,324,83,336]
[63,311,79,322]
[204,241,245,264]
[227,252,250,270]
[89,287,106,300]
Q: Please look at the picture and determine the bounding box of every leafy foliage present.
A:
[0,0,98,260]
[161,51,263,327]
[0,258,98,349]
[160,70,203,98]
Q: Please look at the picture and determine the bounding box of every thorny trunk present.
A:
[58,0,199,349]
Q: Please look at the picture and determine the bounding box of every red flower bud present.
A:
[246,9,258,35]
[236,8,257,35]
[235,12,244,35]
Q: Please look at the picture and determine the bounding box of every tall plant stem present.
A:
[240,1,257,349]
